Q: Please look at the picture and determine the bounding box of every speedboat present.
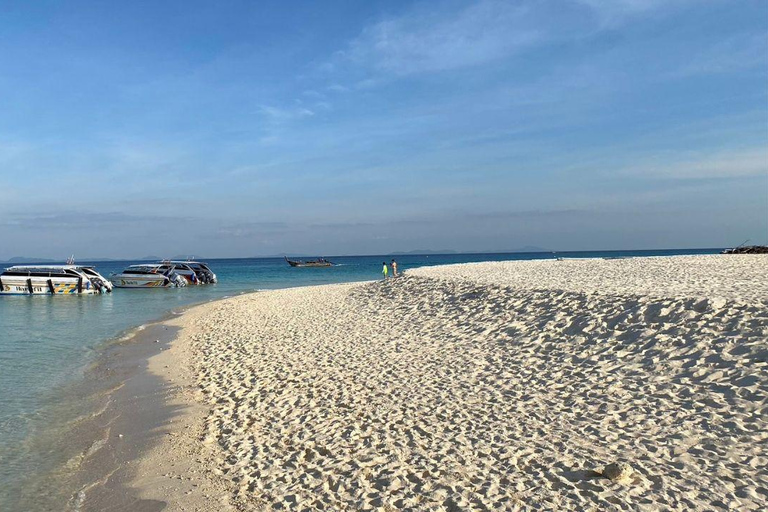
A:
[167,261,217,284]
[110,263,188,288]
[0,265,113,295]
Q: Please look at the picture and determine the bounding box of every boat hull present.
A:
[0,276,101,295]
[172,269,210,284]
[285,257,334,267]
[110,275,174,288]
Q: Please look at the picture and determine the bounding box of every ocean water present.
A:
[0,250,719,509]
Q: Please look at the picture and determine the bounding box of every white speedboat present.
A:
[110,263,188,288]
[0,265,113,295]
[167,261,217,284]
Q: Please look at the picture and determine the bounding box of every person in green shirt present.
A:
[382,262,388,279]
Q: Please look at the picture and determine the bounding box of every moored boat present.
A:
[110,263,188,288]
[167,261,218,284]
[0,265,113,295]
[285,256,334,267]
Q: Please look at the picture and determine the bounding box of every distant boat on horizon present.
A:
[284,256,334,268]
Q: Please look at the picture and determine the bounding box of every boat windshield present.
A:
[123,265,165,274]
[1,267,83,278]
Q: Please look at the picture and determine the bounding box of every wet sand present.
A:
[70,322,180,512]
[114,256,768,510]
[11,319,183,512]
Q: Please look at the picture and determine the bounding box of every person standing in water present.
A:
[382,261,389,279]
[391,259,398,277]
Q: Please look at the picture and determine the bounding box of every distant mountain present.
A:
[388,247,550,256]
[261,253,330,258]
[134,255,208,261]
[389,249,457,255]
[169,255,204,261]
[475,246,550,254]
[3,256,57,264]
[511,245,549,253]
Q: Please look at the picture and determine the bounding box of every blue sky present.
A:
[0,0,766,259]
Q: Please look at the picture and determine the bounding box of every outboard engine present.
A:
[90,276,112,294]
[170,272,187,287]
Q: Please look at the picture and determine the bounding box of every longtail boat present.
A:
[285,256,334,267]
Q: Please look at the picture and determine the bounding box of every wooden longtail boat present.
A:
[284,256,334,267]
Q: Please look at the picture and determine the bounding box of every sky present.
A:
[0,0,766,259]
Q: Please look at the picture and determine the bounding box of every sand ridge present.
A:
[408,255,768,303]
[130,255,768,511]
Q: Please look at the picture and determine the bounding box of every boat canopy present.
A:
[4,265,97,271]
[122,264,172,274]
[2,265,97,277]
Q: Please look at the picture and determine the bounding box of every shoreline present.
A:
[113,255,766,510]
[14,316,184,511]
[0,252,739,510]
[8,300,211,511]
[70,321,182,512]
[23,254,765,510]
[67,284,371,511]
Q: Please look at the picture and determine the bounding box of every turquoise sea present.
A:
[0,250,720,509]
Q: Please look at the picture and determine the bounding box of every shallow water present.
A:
[0,250,719,510]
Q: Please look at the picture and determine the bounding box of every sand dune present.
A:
[133,255,768,511]
[409,255,768,302]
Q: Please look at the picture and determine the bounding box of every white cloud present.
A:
[301,89,325,99]
[339,0,541,75]
[620,148,768,180]
[328,0,694,78]
[326,84,350,93]
[576,0,687,27]
[259,105,315,122]
[675,33,768,77]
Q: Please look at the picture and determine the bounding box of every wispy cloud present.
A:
[209,220,289,239]
[675,33,768,77]
[576,0,687,27]
[328,0,688,79]
[259,105,315,122]
[467,209,591,220]
[619,147,768,180]
[337,1,541,75]
[326,84,350,93]
[4,211,193,229]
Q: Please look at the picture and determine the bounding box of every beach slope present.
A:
[131,255,768,510]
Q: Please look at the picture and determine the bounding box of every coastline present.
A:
[68,321,182,512]
[11,254,760,509]
[111,255,767,510]
[13,315,185,511]
[8,300,218,511]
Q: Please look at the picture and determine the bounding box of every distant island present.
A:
[1,257,57,264]
[509,246,549,253]
[135,255,205,261]
[0,255,200,264]
[388,249,458,255]
[388,247,549,256]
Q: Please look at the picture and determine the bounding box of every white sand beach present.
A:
[129,255,768,511]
